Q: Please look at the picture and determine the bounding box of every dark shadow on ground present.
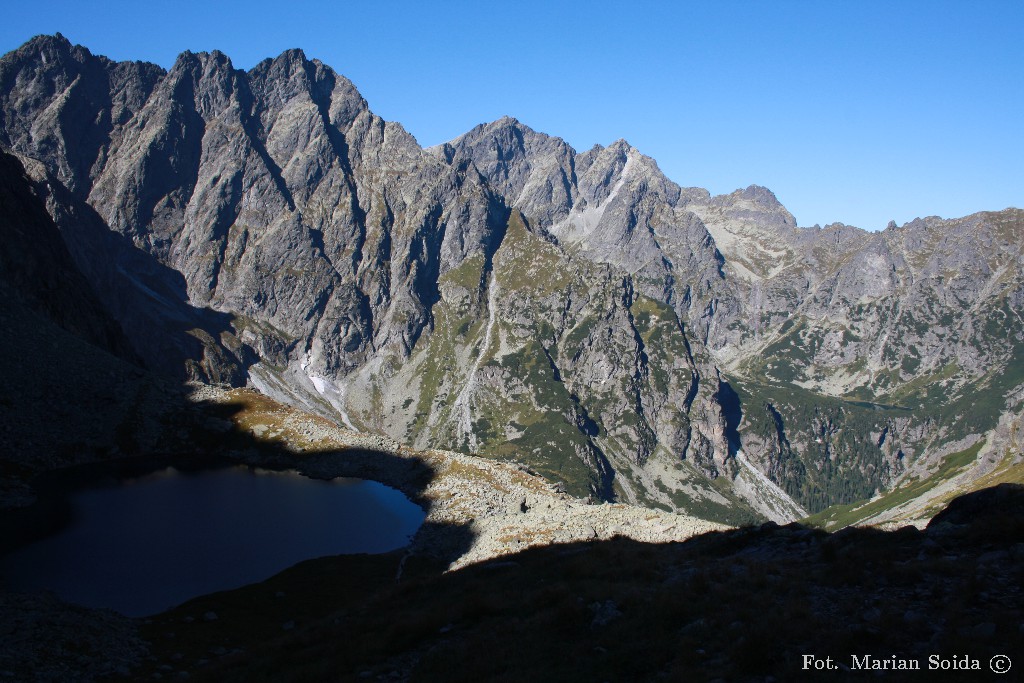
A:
[139,484,1023,683]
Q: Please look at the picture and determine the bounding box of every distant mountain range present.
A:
[2,34,1021,525]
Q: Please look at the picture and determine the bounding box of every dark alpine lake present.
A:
[0,465,425,616]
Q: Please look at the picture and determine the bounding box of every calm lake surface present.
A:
[0,466,425,616]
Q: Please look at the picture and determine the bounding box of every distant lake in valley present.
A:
[0,466,425,616]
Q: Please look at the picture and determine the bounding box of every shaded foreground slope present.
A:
[139,485,1024,682]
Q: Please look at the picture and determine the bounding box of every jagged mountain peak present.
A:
[606,137,632,153]
[483,114,526,130]
[164,48,237,83]
[248,46,329,80]
[14,32,82,62]
[174,47,228,63]
[821,221,858,231]
[8,33,161,77]
[723,184,784,209]
[0,33,93,85]
[273,46,310,64]
[20,32,73,54]
[580,137,635,156]
[707,184,793,224]
[447,114,570,153]
[437,113,577,227]
[245,45,370,124]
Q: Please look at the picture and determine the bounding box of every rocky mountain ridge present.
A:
[2,34,1021,524]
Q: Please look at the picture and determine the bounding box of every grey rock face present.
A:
[2,35,1021,522]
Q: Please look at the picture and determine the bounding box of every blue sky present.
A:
[3,0,1021,231]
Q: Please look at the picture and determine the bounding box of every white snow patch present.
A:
[247,362,362,434]
[307,373,359,431]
